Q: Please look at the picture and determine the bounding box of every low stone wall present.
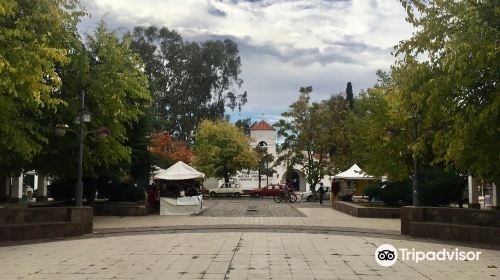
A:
[332,201,400,218]
[401,206,500,245]
[92,203,156,216]
[0,207,93,242]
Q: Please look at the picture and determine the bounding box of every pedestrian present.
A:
[318,182,325,205]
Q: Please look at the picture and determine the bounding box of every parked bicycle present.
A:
[273,183,301,203]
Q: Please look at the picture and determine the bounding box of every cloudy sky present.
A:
[78,0,414,123]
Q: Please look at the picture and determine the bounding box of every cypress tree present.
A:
[346,82,353,109]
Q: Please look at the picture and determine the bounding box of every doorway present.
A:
[286,170,300,191]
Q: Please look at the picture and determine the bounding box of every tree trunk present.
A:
[310,181,318,201]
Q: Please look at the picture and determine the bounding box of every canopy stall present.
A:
[333,164,376,180]
[332,164,377,196]
[154,161,205,181]
[153,161,205,216]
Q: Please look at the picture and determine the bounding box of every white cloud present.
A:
[79,0,414,120]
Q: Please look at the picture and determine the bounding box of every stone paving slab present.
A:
[93,206,401,233]
[199,200,305,217]
[1,232,499,280]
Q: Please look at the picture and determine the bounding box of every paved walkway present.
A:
[199,199,305,217]
[2,206,499,279]
[93,207,401,235]
[2,232,499,280]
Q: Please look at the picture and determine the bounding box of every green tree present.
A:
[255,145,275,187]
[235,118,255,136]
[346,82,354,109]
[193,120,257,183]
[128,111,155,188]
[394,0,500,182]
[349,71,413,180]
[32,21,151,179]
[0,0,84,175]
[419,165,466,207]
[275,87,351,193]
[130,26,247,140]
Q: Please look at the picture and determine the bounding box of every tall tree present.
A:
[128,111,155,188]
[346,82,354,109]
[0,0,84,175]
[149,132,193,165]
[193,120,257,183]
[32,21,151,179]
[349,71,413,180]
[255,146,275,187]
[394,0,500,182]
[234,118,255,136]
[275,87,351,192]
[130,26,248,140]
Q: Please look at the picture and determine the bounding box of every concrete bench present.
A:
[401,207,500,245]
[0,207,92,242]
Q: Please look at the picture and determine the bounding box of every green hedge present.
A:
[48,177,98,202]
[378,166,466,207]
[380,180,412,206]
[98,181,145,202]
[363,184,382,201]
[420,167,466,206]
[48,179,75,201]
[48,177,145,202]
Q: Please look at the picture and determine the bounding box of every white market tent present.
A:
[154,161,205,181]
[333,164,376,180]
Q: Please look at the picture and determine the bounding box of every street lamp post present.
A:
[55,90,110,207]
[75,90,86,207]
[410,115,420,207]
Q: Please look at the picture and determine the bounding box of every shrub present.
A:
[380,180,412,206]
[340,194,353,202]
[420,166,466,206]
[48,179,75,201]
[363,184,382,201]
[49,177,145,202]
[98,181,145,202]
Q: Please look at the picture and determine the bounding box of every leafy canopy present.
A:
[130,26,247,140]
[192,120,257,182]
[32,21,151,178]
[0,0,84,175]
[349,71,413,180]
[394,0,500,182]
[150,133,193,164]
[275,87,351,191]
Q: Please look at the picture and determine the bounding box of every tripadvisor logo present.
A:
[375,244,482,267]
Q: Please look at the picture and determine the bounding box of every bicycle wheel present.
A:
[291,193,301,203]
[274,194,283,203]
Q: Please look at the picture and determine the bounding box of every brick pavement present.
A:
[93,205,401,234]
[199,199,305,217]
[1,232,499,280]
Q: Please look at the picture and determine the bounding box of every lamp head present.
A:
[55,124,69,137]
[96,127,111,139]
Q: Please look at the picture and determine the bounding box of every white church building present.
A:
[205,120,330,192]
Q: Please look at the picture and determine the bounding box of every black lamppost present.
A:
[409,115,420,207]
[55,90,110,207]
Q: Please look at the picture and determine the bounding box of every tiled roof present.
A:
[250,120,275,131]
